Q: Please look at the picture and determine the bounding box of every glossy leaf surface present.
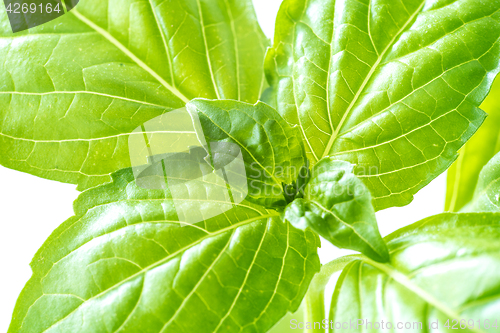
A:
[446,77,500,212]
[466,152,500,212]
[9,168,320,333]
[0,0,269,190]
[266,0,500,210]
[285,158,389,262]
[187,99,307,208]
[329,212,500,332]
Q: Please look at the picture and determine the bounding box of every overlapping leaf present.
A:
[0,0,269,190]
[187,99,307,208]
[465,152,500,212]
[266,0,500,210]
[329,213,500,332]
[8,168,320,333]
[285,158,389,262]
[446,77,500,212]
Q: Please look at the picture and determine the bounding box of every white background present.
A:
[0,1,447,331]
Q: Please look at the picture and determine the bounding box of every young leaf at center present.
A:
[187,99,308,209]
[284,158,389,263]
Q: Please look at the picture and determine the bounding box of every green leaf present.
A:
[0,0,269,190]
[260,87,278,109]
[329,212,500,332]
[9,168,320,333]
[266,305,305,333]
[284,158,389,263]
[187,99,307,208]
[303,256,358,332]
[465,152,500,212]
[265,0,500,210]
[446,77,500,212]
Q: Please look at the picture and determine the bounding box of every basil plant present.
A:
[2,0,500,332]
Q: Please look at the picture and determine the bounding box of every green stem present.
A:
[303,256,359,333]
[304,287,326,332]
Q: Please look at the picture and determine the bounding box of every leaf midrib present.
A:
[0,90,172,108]
[70,9,190,104]
[473,176,500,208]
[222,0,241,101]
[321,0,426,159]
[196,0,221,100]
[197,106,282,188]
[30,212,279,333]
[361,257,486,333]
[159,230,235,332]
[147,0,176,91]
[0,131,195,143]
[213,219,271,332]
[309,199,380,255]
